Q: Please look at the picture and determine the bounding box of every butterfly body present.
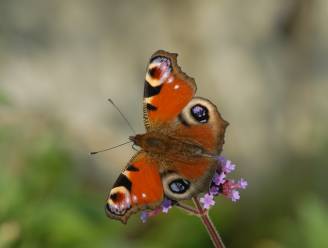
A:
[106,50,228,223]
[130,132,206,162]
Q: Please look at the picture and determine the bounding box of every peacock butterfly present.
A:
[105,50,228,223]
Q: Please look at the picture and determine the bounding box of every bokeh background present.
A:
[1,0,327,247]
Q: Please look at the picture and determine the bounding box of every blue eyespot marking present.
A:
[190,104,209,123]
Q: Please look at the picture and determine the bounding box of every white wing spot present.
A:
[160,71,170,84]
[142,193,147,198]
[174,84,180,90]
[167,76,174,84]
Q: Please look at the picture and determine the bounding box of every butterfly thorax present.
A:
[129,133,206,160]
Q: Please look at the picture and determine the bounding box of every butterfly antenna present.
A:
[108,98,136,134]
[90,140,132,155]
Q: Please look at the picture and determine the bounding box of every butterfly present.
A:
[105,50,228,223]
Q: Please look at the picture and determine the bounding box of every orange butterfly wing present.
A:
[143,50,196,129]
[105,152,163,224]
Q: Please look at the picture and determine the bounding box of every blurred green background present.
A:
[1,0,327,247]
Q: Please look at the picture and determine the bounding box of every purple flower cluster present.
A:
[140,156,247,222]
[201,156,248,207]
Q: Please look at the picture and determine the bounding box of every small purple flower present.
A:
[217,156,226,165]
[140,211,148,223]
[223,160,235,174]
[213,172,226,186]
[209,186,220,196]
[161,198,172,214]
[220,178,247,202]
[200,193,215,209]
[238,178,248,189]
[230,190,240,202]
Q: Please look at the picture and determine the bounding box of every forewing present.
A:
[143,50,196,129]
[105,151,164,224]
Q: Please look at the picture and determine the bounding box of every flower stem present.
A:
[176,202,200,216]
[192,197,225,248]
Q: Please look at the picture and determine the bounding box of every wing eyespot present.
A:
[190,104,209,123]
[149,56,172,70]
[162,173,195,200]
[179,97,217,126]
[169,179,190,194]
